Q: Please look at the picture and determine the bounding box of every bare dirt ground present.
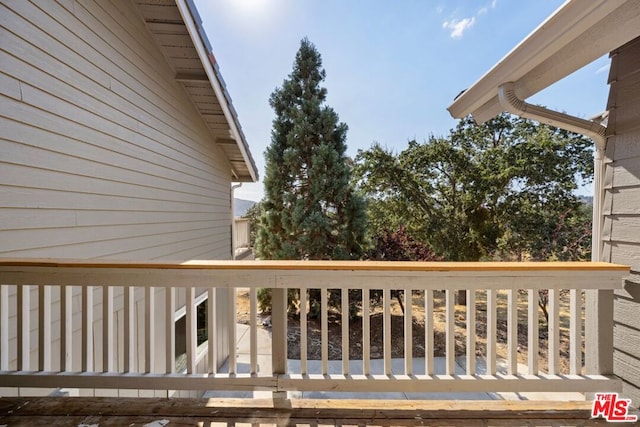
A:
[236,289,580,374]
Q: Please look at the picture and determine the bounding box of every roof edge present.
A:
[177,0,259,182]
[447,0,637,121]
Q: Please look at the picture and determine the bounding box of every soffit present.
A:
[133,0,258,182]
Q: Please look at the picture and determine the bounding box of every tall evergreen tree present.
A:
[257,38,366,261]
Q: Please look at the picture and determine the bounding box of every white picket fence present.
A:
[0,259,628,397]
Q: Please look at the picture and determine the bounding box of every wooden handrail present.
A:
[0,258,629,271]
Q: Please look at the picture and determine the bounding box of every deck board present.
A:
[0,397,622,426]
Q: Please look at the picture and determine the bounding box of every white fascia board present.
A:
[447,0,640,122]
[175,0,259,182]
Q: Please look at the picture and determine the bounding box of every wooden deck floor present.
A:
[0,397,622,426]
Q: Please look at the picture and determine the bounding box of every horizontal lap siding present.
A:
[0,0,233,261]
[0,0,233,386]
[603,36,640,408]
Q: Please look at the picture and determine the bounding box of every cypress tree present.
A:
[257,38,366,261]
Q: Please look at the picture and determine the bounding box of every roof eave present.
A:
[177,0,259,182]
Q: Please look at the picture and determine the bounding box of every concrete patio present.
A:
[204,323,586,402]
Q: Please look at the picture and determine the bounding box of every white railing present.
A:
[234,218,251,251]
[0,259,628,397]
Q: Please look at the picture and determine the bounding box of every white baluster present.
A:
[466,289,476,375]
[425,289,434,375]
[342,287,349,375]
[548,289,559,374]
[486,289,496,375]
[404,289,412,375]
[528,289,539,374]
[507,289,517,375]
[166,287,175,374]
[103,286,113,373]
[445,289,454,375]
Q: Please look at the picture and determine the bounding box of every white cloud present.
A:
[442,17,476,39]
[442,0,496,39]
[595,64,609,75]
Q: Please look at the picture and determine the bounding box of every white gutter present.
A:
[497,82,606,261]
[448,0,640,122]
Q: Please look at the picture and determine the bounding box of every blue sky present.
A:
[193,0,611,202]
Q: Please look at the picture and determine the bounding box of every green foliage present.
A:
[497,201,592,261]
[256,288,300,314]
[256,287,271,313]
[256,38,367,261]
[243,201,263,248]
[353,114,593,262]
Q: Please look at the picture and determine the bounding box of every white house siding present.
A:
[602,36,640,407]
[0,0,235,394]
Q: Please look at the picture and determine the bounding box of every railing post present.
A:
[271,287,287,401]
[585,289,614,375]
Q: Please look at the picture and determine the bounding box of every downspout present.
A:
[591,148,605,262]
[231,183,242,260]
[497,82,607,261]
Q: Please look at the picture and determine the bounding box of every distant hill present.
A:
[234,198,256,217]
[578,195,593,205]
